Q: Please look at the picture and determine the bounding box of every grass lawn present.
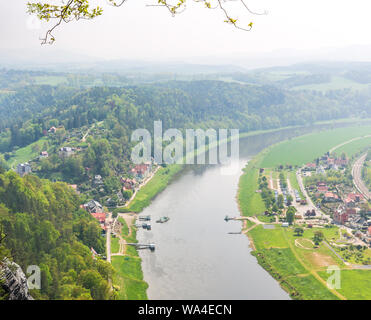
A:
[287,275,339,300]
[249,227,339,299]
[238,157,266,217]
[112,256,144,280]
[249,225,289,251]
[118,217,129,237]
[318,269,371,300]
[111,236,120,254]
[112,256,148,300]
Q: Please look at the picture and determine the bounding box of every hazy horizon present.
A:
[1,1,371,69]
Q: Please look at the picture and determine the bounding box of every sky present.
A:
[1,0,371,67]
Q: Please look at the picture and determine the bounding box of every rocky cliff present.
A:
[0,259,33,300]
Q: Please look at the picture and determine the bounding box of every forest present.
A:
[0,169,112,300]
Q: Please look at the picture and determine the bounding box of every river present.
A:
[136,121,370,300]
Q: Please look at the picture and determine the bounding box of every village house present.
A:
[303,163,317,171]
[39,151,48,159]
[90,212,107,232]
[346,193,363,203]
[335,158,348,167]
[131,163,151,180]
[16,163,31,177]
[59,146,75,157]
[121,177,137,190]
[317,184,329,194]
[323,192,340,202]
[84,200,103,213]
[345,208,357,216]
[68,184,79,194]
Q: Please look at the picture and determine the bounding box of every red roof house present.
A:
[91,212,107,231]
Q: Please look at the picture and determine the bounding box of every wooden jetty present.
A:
[224,215,249,222]
[127,243,155,252]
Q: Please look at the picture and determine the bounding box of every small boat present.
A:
[156,216,170,223]
[139,215,151,221]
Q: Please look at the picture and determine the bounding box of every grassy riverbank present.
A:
[112,217,148,300]
[114,164,184,214]
[238,125,371,300]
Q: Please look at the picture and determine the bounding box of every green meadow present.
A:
[260,125,371,168]
[318,269,371,300]
[333,136,371,157]
[6,137,48,168]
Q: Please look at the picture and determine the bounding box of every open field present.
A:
[333,136,371,157]
[238,156,266,218]
[260,125,371,168]
[249,225,340,299]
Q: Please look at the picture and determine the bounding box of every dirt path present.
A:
[81,123,95,142]
[111,213,137,256]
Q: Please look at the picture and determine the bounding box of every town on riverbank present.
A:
[238,125,371,300]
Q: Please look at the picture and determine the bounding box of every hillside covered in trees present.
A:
[0,169,113,300]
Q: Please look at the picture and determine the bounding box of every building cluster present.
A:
[59,146,76,158]
[304,151,371,246]
[130,162,152,181]
[304,154,348,174]
[83,200,107,232]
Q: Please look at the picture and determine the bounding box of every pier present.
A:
[127,243,156,252]
[224,215,250,222]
